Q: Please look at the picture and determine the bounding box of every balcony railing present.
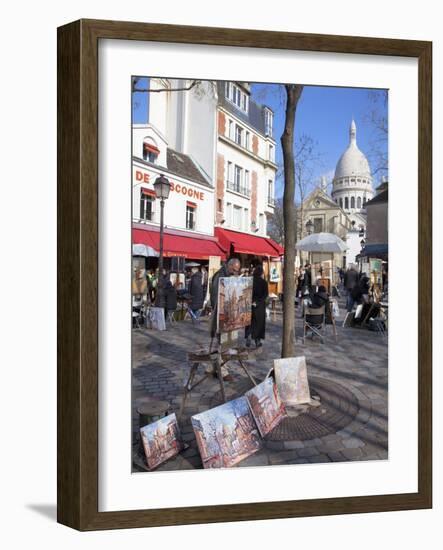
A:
[226,180,251,198]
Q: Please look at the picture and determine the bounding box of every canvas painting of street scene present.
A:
[245,377,287,437]
[191,397,261,468]
[217,276,253,333]
[274,356,311,406]
[140,413,184,470]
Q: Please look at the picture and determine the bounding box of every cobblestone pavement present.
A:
[132,296,388,471]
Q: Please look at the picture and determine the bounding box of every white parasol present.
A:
[296,232,348,253]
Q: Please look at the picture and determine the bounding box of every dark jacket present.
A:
[189,271,204,311]
[209,264,230,337]
[311,290,329,309]
[163,282,177,311]
[344,268,359,290]
[246,275,269,340]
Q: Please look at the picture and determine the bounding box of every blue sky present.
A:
[251,83,388,198]
[132,79,388,200]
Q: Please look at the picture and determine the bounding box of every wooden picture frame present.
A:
[57,19,432,530]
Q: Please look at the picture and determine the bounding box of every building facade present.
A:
[215,82,277,238]
[132,79,225,262]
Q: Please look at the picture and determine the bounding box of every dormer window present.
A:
[264,108,274,137]
[143,138,160,163]
[226,82,249,113]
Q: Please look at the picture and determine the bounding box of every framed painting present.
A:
[57,19,432,530]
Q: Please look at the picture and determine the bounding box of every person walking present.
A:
[302,263,313,296]
[189,268,204,321]
[163,280,177,322]
[245,265,269,349]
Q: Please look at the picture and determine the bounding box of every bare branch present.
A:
[132,79,202,94]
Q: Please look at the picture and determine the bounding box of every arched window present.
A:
[345,197,349,210]
[143,137,160,163]
[363,196,367,206]
[339,198,343,208]
[351,196,355,209]
[357,196,362,209]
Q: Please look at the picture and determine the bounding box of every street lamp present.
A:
[305,219,314,235]
[153,174,171,306]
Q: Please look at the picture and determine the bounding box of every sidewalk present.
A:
[132,297,388,471]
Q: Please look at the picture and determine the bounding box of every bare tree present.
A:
[267,197,284,245]
[366,90,388,177]
[281,84,304,358]
[294,134,324,245]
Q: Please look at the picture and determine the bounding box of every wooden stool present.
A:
[179,348,258,419]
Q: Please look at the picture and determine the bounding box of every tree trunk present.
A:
[281,84,303,358]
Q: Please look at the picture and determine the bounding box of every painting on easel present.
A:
[217,276,253,333]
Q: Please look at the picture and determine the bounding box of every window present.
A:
[140,190,155,221]
[313,218,323,233]
[245,131,250,149]
[243,208,249,231]
[227,161,233,185]
[234,165,242,191]
[226,202,232,225]
[143,139,159,163]
[269,144,274,162]
[226,82,249,113]
[363,196,367,206]
[228,120,234,140]
[345,197,349,210]
[268,180,274,205]
[357,196,362,209]
[217,198,222,212]
[235,125,243,146]
[339,198,343,208]
[245,170,250,195]
[186,203,196,230]
[264,108,273,137]
[351,196,355,209]
[233,205,242,229]
[259,213,265,234]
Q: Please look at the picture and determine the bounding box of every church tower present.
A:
[331,119,374,214]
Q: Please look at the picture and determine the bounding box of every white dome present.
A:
[334,120,371,180]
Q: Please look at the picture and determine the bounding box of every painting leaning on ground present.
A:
[131,75,389,473]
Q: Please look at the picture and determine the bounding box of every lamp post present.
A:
[305,219,314,266]
[153,174,171,307]
[305,219,314,235]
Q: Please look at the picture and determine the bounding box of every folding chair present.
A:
[303,305,326,344]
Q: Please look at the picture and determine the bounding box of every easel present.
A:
[179,333,258,419]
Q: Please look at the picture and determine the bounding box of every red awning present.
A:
[215,227,284,257]
[133,227,226,260]
[143,143,160,154]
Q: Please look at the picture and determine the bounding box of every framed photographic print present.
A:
[57,19,432,530]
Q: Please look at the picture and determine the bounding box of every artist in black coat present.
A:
[189,270,204,314]
[245,265,269,348]
[163,280,177,318]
